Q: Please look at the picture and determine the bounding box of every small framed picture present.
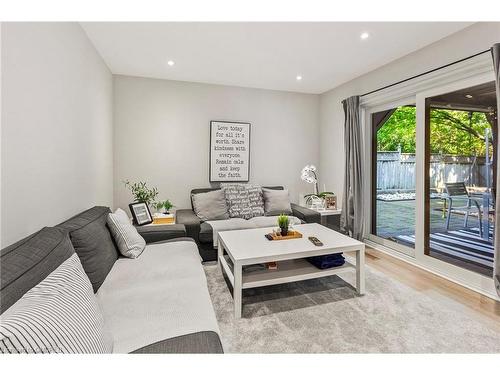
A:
[129,202,153,226]
[325,195,337,210]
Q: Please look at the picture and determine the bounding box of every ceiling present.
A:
[81,22,473,94]
[431,81,497,113]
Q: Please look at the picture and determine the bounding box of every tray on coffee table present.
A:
[267,230,302,240]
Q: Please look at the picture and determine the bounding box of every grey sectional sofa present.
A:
[176,186,321,262]
[0,206,223,354]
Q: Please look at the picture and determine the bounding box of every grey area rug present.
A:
[203,262,500,353]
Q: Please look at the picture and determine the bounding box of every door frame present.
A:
[363,97,416,257]
[359,52,498,300]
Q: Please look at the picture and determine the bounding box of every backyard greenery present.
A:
[377,106,493,156]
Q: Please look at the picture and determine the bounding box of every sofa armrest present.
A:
[291,203,321,224]
[143,237,195,246]
[136,224,186,244]
[175,209,201,242]
[131,331,223,354]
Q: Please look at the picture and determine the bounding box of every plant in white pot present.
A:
[161,200,174,214]
[153,200,174,215]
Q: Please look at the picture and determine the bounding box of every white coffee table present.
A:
[217,223,365,318]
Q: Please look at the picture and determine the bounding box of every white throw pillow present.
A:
[107,208,146,258]
[0,253,113,354]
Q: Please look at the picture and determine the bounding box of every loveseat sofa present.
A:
[0,206,223,354]
[176,186,321,262]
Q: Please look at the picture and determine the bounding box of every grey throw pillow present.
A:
[192,190,229,221]
[263,188,293,216]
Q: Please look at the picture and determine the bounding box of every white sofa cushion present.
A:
[96,240,220,353]
[107,208,146,258]
[248,215,301,228]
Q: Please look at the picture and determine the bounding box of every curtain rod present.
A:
[360,48,491,98]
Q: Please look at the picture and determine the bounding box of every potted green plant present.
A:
[277,214,289,236]
[124,180,159,206]
[153,200,174,214]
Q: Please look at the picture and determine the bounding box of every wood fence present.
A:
[376,151,491,191]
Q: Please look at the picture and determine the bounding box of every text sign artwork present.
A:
[210,121,250,182]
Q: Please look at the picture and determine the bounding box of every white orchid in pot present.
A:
[300,164,334,207]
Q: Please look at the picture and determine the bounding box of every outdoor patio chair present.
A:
[444,182,483,237]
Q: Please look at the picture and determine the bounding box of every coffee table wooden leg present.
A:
[356,248,365,295]
[234,261,242,319]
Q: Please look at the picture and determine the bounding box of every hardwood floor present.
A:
[357,247,500,330]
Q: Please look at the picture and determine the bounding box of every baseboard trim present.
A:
[364,239,500,302]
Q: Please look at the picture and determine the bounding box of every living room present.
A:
[1,0,500,372]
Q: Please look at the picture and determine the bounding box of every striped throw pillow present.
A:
[107,208,146,258]
[0,253,113,354]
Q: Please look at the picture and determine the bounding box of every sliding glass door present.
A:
[365,62,498,296]
[424,81,497,276]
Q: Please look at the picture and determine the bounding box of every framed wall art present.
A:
[209,120,250,182]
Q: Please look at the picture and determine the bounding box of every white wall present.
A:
[1,23,114,247]
[319,22,500,207]
[113,75,319,210]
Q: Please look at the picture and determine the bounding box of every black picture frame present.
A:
[209,120,251,183]
[128,202,153,226]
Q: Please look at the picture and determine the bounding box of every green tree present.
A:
[376,106,493,157]
[376,106,416,153]
[429,109,492,156]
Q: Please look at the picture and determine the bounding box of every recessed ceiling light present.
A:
[465,94,473,99]
[360,32,370,40]
[167,60,175,66]
[296,75,302,81]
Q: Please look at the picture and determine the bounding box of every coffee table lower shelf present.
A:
[220,256,355,289]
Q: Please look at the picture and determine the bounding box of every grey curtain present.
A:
[492,43,500,296]
[340,96,364,240]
